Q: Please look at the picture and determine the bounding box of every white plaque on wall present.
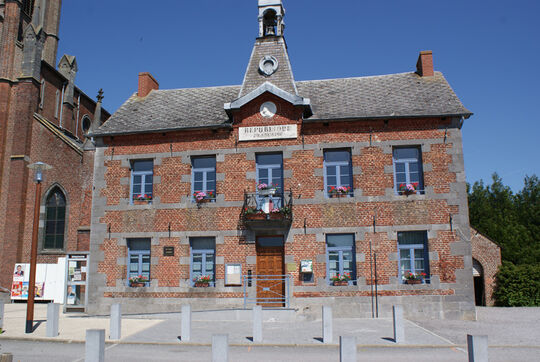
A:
[239,125,297,141]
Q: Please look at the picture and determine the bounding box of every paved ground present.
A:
[0,304,539,361]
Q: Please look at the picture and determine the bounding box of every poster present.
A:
[10,264,52,301]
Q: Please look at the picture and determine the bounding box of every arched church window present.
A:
[44,188,66,249]
[81,115,91,134]
[22,0,35,16]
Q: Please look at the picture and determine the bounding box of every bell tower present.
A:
[258,0,285,37]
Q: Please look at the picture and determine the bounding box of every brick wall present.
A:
[88,96,474,319]
[471,228,502,306]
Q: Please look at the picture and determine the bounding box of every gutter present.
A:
[88,123,233,138]
[302,112,473,123]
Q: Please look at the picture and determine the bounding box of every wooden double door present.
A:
[256,236,285,307]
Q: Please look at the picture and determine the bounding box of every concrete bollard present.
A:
[46,303,59,337]
[467,334,488,362]
[340,336,357,362]
[0,301,4,330]
[181,304,191,342]
[212,334,228,362]
[393,305,405,344]
[253,305,262,342]
[322,305,333,343]
[109,304,121,340]
[0,353,13,362]
[85,329,105,362]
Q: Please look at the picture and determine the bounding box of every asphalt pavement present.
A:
[0,304,539,361]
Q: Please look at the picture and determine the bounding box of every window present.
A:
[326,234,356,285]
[191,156,216,201]
[190,237,215,286]
[44,188,66,250]
[131,160,153,202]
[256,153,283,209]
[324,149,353,197]
[39,80,45,109]
[81,115,91,134]
[127,239,151,286]
[398,231,430,283]
[393,147,424,194]
[54,90,60,119]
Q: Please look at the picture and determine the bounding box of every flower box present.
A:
[405,279,422,285]
[130,282,145,287]
[333,281,349,286]
[133,200,150,205]
[269,213,283,220]
[246,213,266,220]
[195,282,210,288]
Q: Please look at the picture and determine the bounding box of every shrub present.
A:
[494,263,540,306]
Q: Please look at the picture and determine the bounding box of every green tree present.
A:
[468,173,540,306]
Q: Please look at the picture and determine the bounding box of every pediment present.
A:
[224,82,311,118]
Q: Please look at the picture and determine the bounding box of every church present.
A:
[0,0,107,307]
[85,0,477,319]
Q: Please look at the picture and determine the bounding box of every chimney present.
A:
[416,50,434,77]
[138,72,159,97]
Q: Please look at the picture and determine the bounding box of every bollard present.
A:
[253,305,262,342]
[322,305,333,343]
[392,305,405,344]
[212,334,228,362]
[340,336,357,362]
[109,304,121,340]
[181,304,191,342]
[0,301,4,330]
[0,353,13,362]
[46,303,59,337]
[467,334,488,362]
[85,329,105,362]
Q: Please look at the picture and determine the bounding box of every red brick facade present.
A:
[0,0,108,291]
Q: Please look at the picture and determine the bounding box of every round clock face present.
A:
[260,102,277,118]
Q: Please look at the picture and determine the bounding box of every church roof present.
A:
[91,71,471,137]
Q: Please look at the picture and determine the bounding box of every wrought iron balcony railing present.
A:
[241,190,293,227]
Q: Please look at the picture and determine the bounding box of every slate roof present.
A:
[91,71,471,137]
[239,36,297,97]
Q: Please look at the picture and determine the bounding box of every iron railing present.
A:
[243,274,290,308]
[240,190,293,224]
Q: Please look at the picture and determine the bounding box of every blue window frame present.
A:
[131,160,153,202]
[256,153,283,209]
[324,149,353,197]
[191,156,216,201]
[127,239,151,286]
[393,147,424,194]
[398,231,430,283]
[190,237,215,287]
[326,234,356,285]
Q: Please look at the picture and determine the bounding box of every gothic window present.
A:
[44,188,66,250]
[22,0,36,16]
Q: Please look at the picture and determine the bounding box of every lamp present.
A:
[25,161,52,333]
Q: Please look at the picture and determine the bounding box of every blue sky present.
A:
[57,0,539,191]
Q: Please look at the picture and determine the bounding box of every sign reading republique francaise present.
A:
[239,125,297,141]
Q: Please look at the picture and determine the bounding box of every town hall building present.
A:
[85,0,477,319]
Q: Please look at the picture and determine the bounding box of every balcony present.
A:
[241,190,293,231]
